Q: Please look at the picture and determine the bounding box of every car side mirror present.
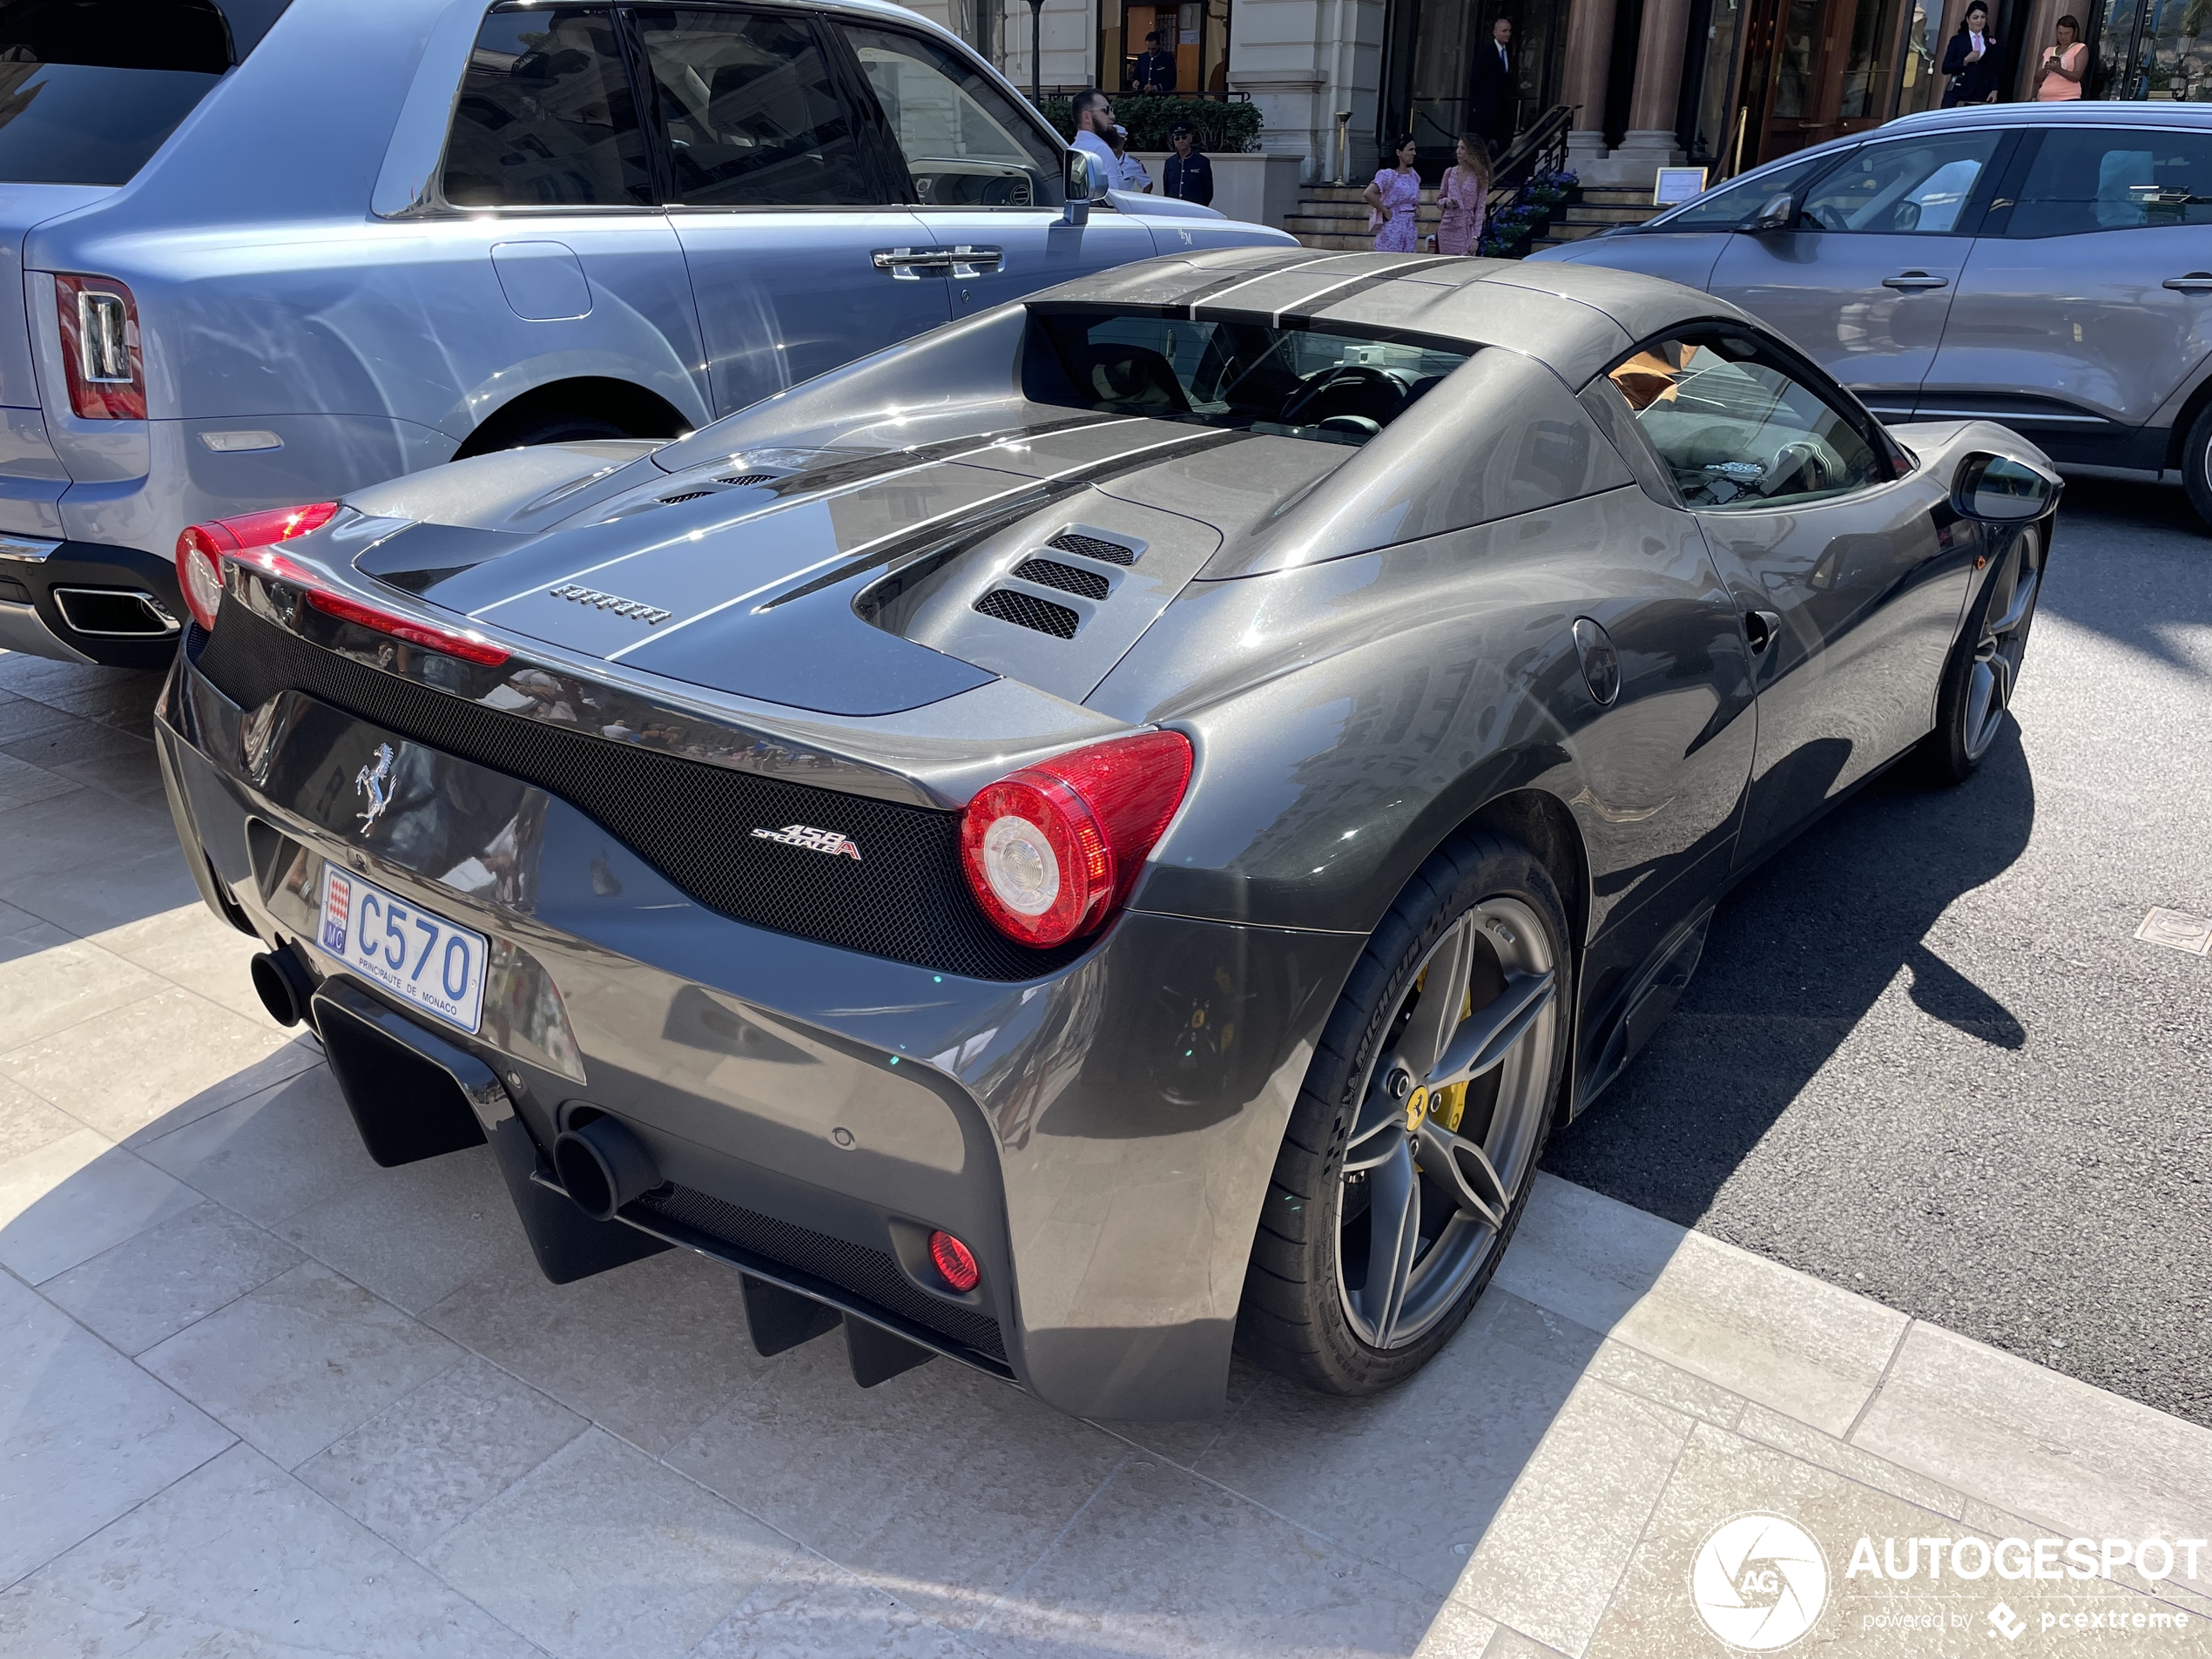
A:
[1745,192,1797,233]
[1062,150,1108,226]
[1952,452,2060,522]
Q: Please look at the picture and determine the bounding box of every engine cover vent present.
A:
[716,473,774,488]
[974,588,1078,638]
[658,490,713,504]
[1047,530,1136,566]
[1011,557,1109,601]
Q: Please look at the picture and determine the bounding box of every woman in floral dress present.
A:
[1364,135,1423,253]
[1436,135,1491,255]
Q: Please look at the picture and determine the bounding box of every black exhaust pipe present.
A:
[553,1114,661,1221]
[249,944,316,1027]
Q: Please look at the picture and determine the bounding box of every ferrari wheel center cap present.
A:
[1405,1084,1430,1133]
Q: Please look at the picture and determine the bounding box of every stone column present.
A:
[1615,0,1692,176]
[1561,0,1619,169]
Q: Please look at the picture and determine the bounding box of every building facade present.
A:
[910,0,2212,188]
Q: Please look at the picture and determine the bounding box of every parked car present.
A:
[1530,105,2212,523]
[0,0,1283,670]
[157,249,2057,1417]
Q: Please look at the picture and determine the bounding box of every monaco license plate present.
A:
[317,864,489,1034]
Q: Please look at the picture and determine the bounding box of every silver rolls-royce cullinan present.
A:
[155,248,2059,1420]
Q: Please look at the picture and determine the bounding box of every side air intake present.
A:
[1011,558,1109,601]
[1047,531,1136,565]
[974,588,1079,637]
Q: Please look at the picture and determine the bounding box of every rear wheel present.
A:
[2182,402,2212,529]
[1238,833,1570,1395]
[1920,523,2042,785]
[484,411,633,448]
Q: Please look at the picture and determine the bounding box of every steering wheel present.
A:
[1278,363,1405,428]
[1767,440,1838,496]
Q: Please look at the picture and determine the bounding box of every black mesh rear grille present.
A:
[715,473,773,487]
[1012,557,1109,601]
[658,490,711,504]
[192,604,1086,980]
[974,588,1078,637]
[634,1184,1006,1360]
[1048,531,1136,565]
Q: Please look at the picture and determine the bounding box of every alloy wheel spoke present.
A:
[1989,565,2039,638]
[1399,916,1476,1081]
[1429,969,1555,1091]
[1414,1118,1509,1231]
[1358,1136,1422,1347]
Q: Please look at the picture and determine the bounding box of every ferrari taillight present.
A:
[55,274,145,420]
[959,732,1192,948]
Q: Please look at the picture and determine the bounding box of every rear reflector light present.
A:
[54,274,145,420]
[958,731,1193,948]
[173,501,507,667]
[928,1230,980,1292]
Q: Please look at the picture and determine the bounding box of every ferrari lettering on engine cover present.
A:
[751,824,862,860]
[548,583,672,625]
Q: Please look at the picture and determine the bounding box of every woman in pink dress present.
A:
[1435,135,1492,255]
[1364,135,1423,253]
[2035,15,2087,98]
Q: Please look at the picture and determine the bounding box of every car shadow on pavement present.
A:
[1543,722,2036,1229]
[2037,476,2212,671]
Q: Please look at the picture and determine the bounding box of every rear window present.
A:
[1026,309,1471,448]
[0,0,267,185]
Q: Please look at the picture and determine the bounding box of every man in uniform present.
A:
[1163,122,1214,205]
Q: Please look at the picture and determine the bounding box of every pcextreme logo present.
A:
[1691,1512,1831,1650]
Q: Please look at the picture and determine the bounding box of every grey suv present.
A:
[1533,105,2212,524]
[0,0,1282,668]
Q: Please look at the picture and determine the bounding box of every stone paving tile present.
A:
[276,1143,527,1314]
[1446,1376,1691,1657]
[38,1198,304,1355]
[116,1036,327,1150]
[8,1441,536,1656]
[1193,1289,1603,1597]
[0,1073,78,1163]
[0,846,206,938]
[691,1553,985,1659]
[0,751,76,813]
[0,984,295,1142]
[0,935,165,1049]
[1472,1629,1570,1659]
[1736,1398,1969,1520]
[1089,1349,1272,1467]
[1851,1322,2212,1545]
[139,1258,466,1469]
[1407,1601,1501,1657]
[1496,1174,1909,1437]
[425,1426,798,1659]
[967,1454,1441,1659]
[0,1130,201,1285]
[52,747,171,811]
[0,693,79,745]
[93,901,293,1029]
[667,1335,1127,1634]
[297,1352,589,1558]
[1581,1338,1748,1430]
[0,715,153,770]
[0,1270,234,1588]
[423,1243,769,1457]
[136,1062,380,1226]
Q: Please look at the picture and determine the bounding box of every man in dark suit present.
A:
[1163,122,1214,204]
[1133,30,1177,94]
[1467,16,1517,157]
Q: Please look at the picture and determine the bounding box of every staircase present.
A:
[1286,180,1666,255]
[1528,186,1664,251]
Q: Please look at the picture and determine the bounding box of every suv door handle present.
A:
[1743,610,1784,655]
[1882,271,1949,290]
[2163,272,2212,291]
[873,247,950,279]
[943,245,1003,277]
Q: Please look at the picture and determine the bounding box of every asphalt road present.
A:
[1547,475,2212,1430]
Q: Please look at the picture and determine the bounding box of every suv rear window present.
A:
[0,0,257,185]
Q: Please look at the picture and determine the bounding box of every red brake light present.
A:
[172,500,506,666]
[928,1230,980,1292]
[54,274,145,420]
[959,731,1193,948]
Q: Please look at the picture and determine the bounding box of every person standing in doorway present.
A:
[1133,30,1177,93]
[1163,122,1215,205]
[1435,134,1492,254]
[1942,3,2003,105]
[2035,15,2087,98]
[1069,89,1119,192]
[1467,17,1518,157]
[1365,133,1424,253]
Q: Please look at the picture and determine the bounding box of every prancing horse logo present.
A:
[354,743,395,830]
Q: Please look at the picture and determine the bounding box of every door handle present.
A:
[1882,271,1949,291]
[943,245,1003,278]
[873,247,950,280]
[2163,272,2212,291]
[1743,610,1784,655]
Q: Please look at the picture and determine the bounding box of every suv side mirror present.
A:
[1062,150,1109,226]
[1952,452,2060,522]
[1745,192,1797,233]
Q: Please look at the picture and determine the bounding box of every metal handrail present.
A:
[1482,105,1575,242]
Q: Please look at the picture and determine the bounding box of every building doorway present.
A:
[1724,0,1921,169]
[1098,0,1230,95]
[1380,0,1568,170]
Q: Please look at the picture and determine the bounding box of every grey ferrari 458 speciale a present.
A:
[157,248,2059,1420]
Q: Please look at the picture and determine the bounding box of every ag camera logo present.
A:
[1690,1512,1831,1650]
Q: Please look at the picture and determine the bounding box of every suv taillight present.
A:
[55,274,145,420]
[959,732,1193,948]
